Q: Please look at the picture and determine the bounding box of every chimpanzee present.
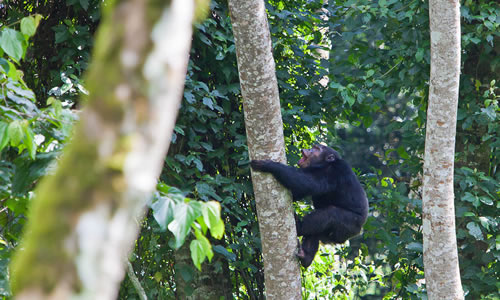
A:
[250,144,368,268]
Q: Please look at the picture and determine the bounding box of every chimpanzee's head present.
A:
[298,144,341,168]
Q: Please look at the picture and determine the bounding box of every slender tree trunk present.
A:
[174,241,233,299]
[10,0,198,299]
[127,262,147,300]
[422,0,464,299]
[228,1,302,299]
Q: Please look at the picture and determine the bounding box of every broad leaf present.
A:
[23,126,36,159]
[190,240,205,271]
[151,196,175,231]
[0,122,9,152]
[168,201,202,249]
[190,228,214,271]
[202,201,224,239]
[0,28,24,61]
[466,222,483,240]
[8,120,24,146]
[20,17,37,37]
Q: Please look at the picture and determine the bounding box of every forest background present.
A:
[0,0,498,299]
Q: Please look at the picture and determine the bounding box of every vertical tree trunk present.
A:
[228,1,302,299]
[10,0,198,299]
[174,241,233,299]
[422,0,464,299]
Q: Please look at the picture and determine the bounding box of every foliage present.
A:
[150,183,224,271]
[301,243,384,299]
[0,14,79,297]
[268,0,498,298]
[121,2,265,297]
[1,0,498,299]
[0,0,101,102]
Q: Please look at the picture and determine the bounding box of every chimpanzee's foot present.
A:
[296,247,314,268]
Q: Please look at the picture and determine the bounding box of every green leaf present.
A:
[0,58,9,73]
[381,177,394,187]
[12,152,57,195]
[168,201,202,249]
[406,242,423,252]
[195,182,222,201]
[466,222,483,240]
[341,90,355,106]
[213,245,236,262]
[202,201,225,239]
[462,192,480,207]
[190,233,213,272]
[80,0,89,10]
[0,121,9,152]
[190,240,204,271]
[23,126,36,159]
[192,157,203,171]
[479,196,493,206]
[469,37,480,44]
[415,48,424,62]
[151,197,175,231]
[195,231,213,262]
[33,14,43,28]
[54,28,69,44]
[184,91,195,103]
[329,82,344,90]
[481,107,496,121]
[196,215,208,235]
[20,17,37,37]
[48,97,63,118]
[202,97,214,110]
[197,81,210,93]
[174,125,185,135]
[0,28,25,61]
[8,120,24,146]
[190,229,214,271]
[363,116,373,128]
[486,35,493,45]
[396,146,410,159]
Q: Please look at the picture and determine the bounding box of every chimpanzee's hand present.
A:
[250,160,274,172]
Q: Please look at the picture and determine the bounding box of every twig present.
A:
[127,261,148,300]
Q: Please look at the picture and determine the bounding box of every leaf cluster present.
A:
[150,183,224,271]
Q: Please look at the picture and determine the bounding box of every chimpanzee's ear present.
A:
[326,154,336,162]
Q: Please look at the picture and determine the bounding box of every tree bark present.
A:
[228,0,302,299]
[127,262,147,300]
[174,241,233,300]
[10,0,197,299]
[422,0,464,299]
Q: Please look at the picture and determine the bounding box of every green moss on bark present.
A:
[9,0,177,294]
[10,134,101,292]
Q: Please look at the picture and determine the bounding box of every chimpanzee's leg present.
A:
[296,206,365,243]
[297,235,320,268]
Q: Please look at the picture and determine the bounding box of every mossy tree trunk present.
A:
[10,0,200,299]
[228,0,302,299]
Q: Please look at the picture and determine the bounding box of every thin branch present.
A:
[127,261,147,300]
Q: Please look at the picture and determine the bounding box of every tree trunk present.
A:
[422,0,464,299]
[228,1,302,299]
[174,241,233,300]
[10,0,198,299]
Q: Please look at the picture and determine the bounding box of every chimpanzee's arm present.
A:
[250,160,330,200]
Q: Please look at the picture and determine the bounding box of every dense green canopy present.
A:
[0,0,498,298]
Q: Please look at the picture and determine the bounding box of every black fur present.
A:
[250,144,368,267]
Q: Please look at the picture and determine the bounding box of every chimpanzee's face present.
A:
[298,144,338,168]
